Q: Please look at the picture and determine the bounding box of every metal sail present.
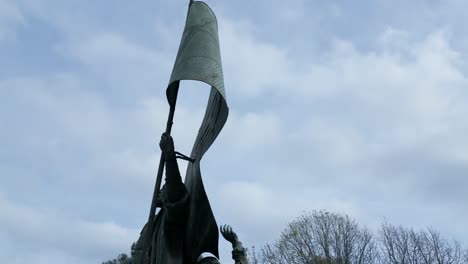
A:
[167,1,228,262]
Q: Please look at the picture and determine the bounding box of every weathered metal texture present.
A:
[167,1,226,105]
[166,1,229,263]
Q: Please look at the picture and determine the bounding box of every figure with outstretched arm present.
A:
[132,133,190,264]
[132,133,227,264]
[132,134,252,264]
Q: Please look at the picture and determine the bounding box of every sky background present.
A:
[1,0,468,263]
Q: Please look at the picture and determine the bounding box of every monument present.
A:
[130,1,249,263]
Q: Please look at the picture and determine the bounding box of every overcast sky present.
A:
[1,0,468,263]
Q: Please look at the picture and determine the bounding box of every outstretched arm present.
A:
[221,225,249,264]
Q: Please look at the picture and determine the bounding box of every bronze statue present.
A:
[131,135,251,264]
[131,1,246,263]
[131,133,190,264]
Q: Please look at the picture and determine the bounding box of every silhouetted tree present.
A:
[253,210,377,264]
[379,222,467,264]
[252,211,467,264]
[102,253,130,264]
[105,215,468,264]
[102,242,135,264]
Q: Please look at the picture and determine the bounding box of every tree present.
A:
[252,211,467,264]
[253,210,377,264]
[102,253,130,264]
[105,214,468,264]
[379,222,468,264]
[102,242,135,264]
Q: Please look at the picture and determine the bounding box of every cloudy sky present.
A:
[1,0,468,263]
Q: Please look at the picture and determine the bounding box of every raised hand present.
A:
[159,132,175,159]
[220,225,239,244]
[220,225,249,264]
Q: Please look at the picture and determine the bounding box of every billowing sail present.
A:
[167,1,226,106]
[166,1,229,262]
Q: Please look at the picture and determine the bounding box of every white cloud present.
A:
[221,21,468,156]
[222,111,283,152]
[62,32,172,71]
[1,74,115,151]
[0,192,138,261]
[210,22,468,246]
[213,180,360,247]
[219,17,467,135]
[0,74,209,186]
[219,17,293,97]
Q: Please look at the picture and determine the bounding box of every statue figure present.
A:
[131,133,190,264]
[129,134,250,264]
[132,133,224,264]
[132,2,234,263]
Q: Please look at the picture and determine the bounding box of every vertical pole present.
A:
[140,86,179,264]
[147,86,179,222]
[139,2,190,263]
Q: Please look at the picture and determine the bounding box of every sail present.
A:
[167,1,226,106]
[166,1,229,262]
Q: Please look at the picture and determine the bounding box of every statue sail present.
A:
[167,1,228,262]
[134,2,227,263]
